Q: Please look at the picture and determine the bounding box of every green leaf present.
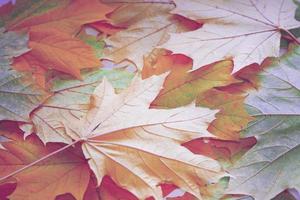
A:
[227,47,300,199]
[0,29,49,122]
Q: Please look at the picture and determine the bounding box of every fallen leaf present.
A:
[0,29,49,122]
[8,0,117,35]
[84,175,139,200]
[12,28,101,87]
[31,72,224,199]
[0,0,68,29]
[162,0,300,72]
[227,46,300,199]
[142,48,192,79]
[86,20,126,36]
[26,67,135,144]
[0,122,90,200]
[103,3,201,69]
[183,137,256,168]
[196,89,254,139]
[150,59,237,108]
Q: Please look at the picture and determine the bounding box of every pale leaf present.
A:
[227,47,300,199]
[162,0,300,72]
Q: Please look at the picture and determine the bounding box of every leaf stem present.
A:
[0,139,83,183]
[282,28,300,45]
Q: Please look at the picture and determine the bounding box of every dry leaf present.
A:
[103,3,201,69]
[13,28,101,87]
[0,122,90,200]
[162,0,300,72]
[8,0,117,35]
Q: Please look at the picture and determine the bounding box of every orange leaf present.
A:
[196,89,254,139]
[142,48,192,79]
[12,28,101,87]
[8,0,117,35]
[0,122,90,200]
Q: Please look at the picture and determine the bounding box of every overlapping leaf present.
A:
[0,122,90,200]
[24,67,134,144]
[162,0,300,72]
[0,29,49,122]
[227,46,300,199]
[12,28,101,87]
[8,0,116,35]
[103,3,201,69]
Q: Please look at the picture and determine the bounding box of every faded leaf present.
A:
[0,29,49,122]
[12,28,101,87]
[162,0,300,72]
[103,3,201,69]
[8,0,116,35]
[0,122,90,200]
[227,47,300,199]
[28,67,135,144]
[32,72,224,199]
[79,74,223,199]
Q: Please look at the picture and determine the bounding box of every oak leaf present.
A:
[162,0,300,72]
[227,46,300,199]
[12,28,101,87]
[0,122,90,200]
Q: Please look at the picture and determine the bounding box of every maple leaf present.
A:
[0,122,90,200]
[196,89,254,139]
[162,0,300,73]
[28,72,224,199]
[150,59,237,108]
[79,74,223,199]
[103,3,201,69]
[7,0,117,35]
[12,28,101,87]
[0,29,49,122]
[0,0,68,29]
[227,46,300,199]
[23,67,134,144]
[141,48,193,79]
[183,137,256,168]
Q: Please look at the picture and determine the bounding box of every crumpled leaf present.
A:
[0,29,49,122]
[0,122,90,200]
[26,67,135,144]
[150,59,237,108]
[31,71,224,199]
[103,3,201,69]
[227,46,300,199]
[162,0,300,72]
[12,28,101,87]
[8,0,117,35]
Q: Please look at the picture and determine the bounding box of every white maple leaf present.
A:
[162,0,300,72]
